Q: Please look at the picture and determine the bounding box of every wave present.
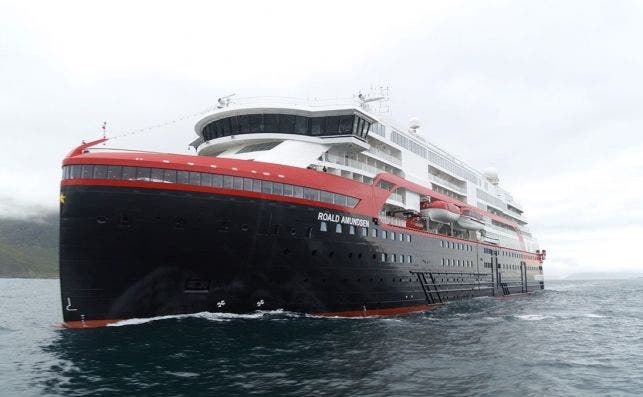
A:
[107,309,300,327]
[515,314,551,321]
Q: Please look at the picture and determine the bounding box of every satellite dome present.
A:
[483,166,499,185]
[409,117,421,130]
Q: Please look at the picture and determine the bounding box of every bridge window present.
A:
[335,224,342,233]
[320,221,327,232]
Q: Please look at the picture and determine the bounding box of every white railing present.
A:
[325,153,381,175]
[379,215,406,227]
[367,147,402,165]
[428,173,467,194]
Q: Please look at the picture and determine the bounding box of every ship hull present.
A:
[59,184,543,326]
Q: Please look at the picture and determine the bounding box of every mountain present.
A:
[0,212,58,278]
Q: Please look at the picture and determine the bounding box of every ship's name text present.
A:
[317,212,370,227]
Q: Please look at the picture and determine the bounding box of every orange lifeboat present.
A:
[420,200,461,224]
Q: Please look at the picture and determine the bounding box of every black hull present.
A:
[59,185,543,325]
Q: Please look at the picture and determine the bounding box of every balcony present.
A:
[428,173,467,195]
[366,147,402,165]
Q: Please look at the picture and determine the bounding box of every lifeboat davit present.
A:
[456,208,485,230]
[420,200,461,224]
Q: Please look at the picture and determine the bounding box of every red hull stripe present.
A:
[61,319,122,329]
[314,303,443,317]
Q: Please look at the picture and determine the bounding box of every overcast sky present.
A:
[1,0,642,278]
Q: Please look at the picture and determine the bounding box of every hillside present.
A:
[0,213,58,278]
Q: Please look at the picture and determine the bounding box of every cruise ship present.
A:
[59,95,545,328]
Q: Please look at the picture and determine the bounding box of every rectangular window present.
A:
[279,114,295,133]
[177,170,189,184]
[94,165,109,179]
[189,172,201,186]
[107,165,122,180]
[310,117,324,135]
[212,174,223,187]
[294,116,308,134]
[400,255,405,263]
[442,258,445,266]
[121,166,136,180]
[231,176,242,190]
[303,188,319,200]
[398,233,403,242]
[252,179,261,192]
[263,114,279,133]
[223,175,233,188]
[390,231,395,240]
[381,230,387,239]
[273,182,283,195]
[261,181,273,194]
[339,115,354,134]
[243,178,253,191]
[335,224,342,233]
[320,221,327,232]
[325,116,340,134]
[346,197,359,208]
[320,190,334,203]
[250,114,263,133]
[333,193,347,206]
[150,168,163,182]
[163,169,177,183]
[361,227,368,236]
[136,167,151,181]
[293,186,304,198]
[391,254,396,263]
[349,225,355,235]
[201,173,213,187]
[283,184,293,196]
[381,253,387,262]
[440,240,444,248]
[70,165,82,179]
[409,256,412,264]
[81,165,94,179]
[239,115,250,133]
[406,234,411,242]
[371,228,378,238]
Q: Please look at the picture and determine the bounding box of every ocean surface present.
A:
[1,278,642,396]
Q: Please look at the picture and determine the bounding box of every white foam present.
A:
[516,314,550,321]
[107,309,298,327]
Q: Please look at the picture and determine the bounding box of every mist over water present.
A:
[1,278,642,396]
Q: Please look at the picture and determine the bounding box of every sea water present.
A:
[0,278,642,396]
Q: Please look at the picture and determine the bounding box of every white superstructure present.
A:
[191,95,539,253]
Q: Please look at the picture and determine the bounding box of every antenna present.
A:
[217,93,236,108]
[357,86,390,113]
[101,121,107,139]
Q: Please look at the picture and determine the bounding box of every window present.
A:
[243,178,253,191]
[107,165,121,180]
[408,256,412,264]
[233,176,243,190]
[177,171,189,184]
[391,254,396,262]
[390,231,395,240]
[273,183,283,195]
[381,253,387,262]
[371,228,378,238]
[189,171,201,186]
[349,225,355,235]
[223,175,233,188]
[81,165,93,179]
[136,167,151,181]
[346,197,359,208]
[381,230,387,239]
[361,227,368,236]
[339,115,354,134]
[283,184,293,196]
[303,188,318,200]
[406,234,411,243]
[261,181,272,194]
[150,168,163,182]
[320,190,334,203]
[400,255,405,263]
[398,233,403,242]
[335,223,342,233]
[320,222,327,232]
[212,174,223,187]
[163,169,177,183]
[293,186,304,198]
[333,193,347,206]
[440,240,444,248]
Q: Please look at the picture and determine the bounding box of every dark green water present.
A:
[1,278,642,396]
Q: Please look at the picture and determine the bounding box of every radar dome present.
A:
[483,166,499,185]
[409,117,421,130]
